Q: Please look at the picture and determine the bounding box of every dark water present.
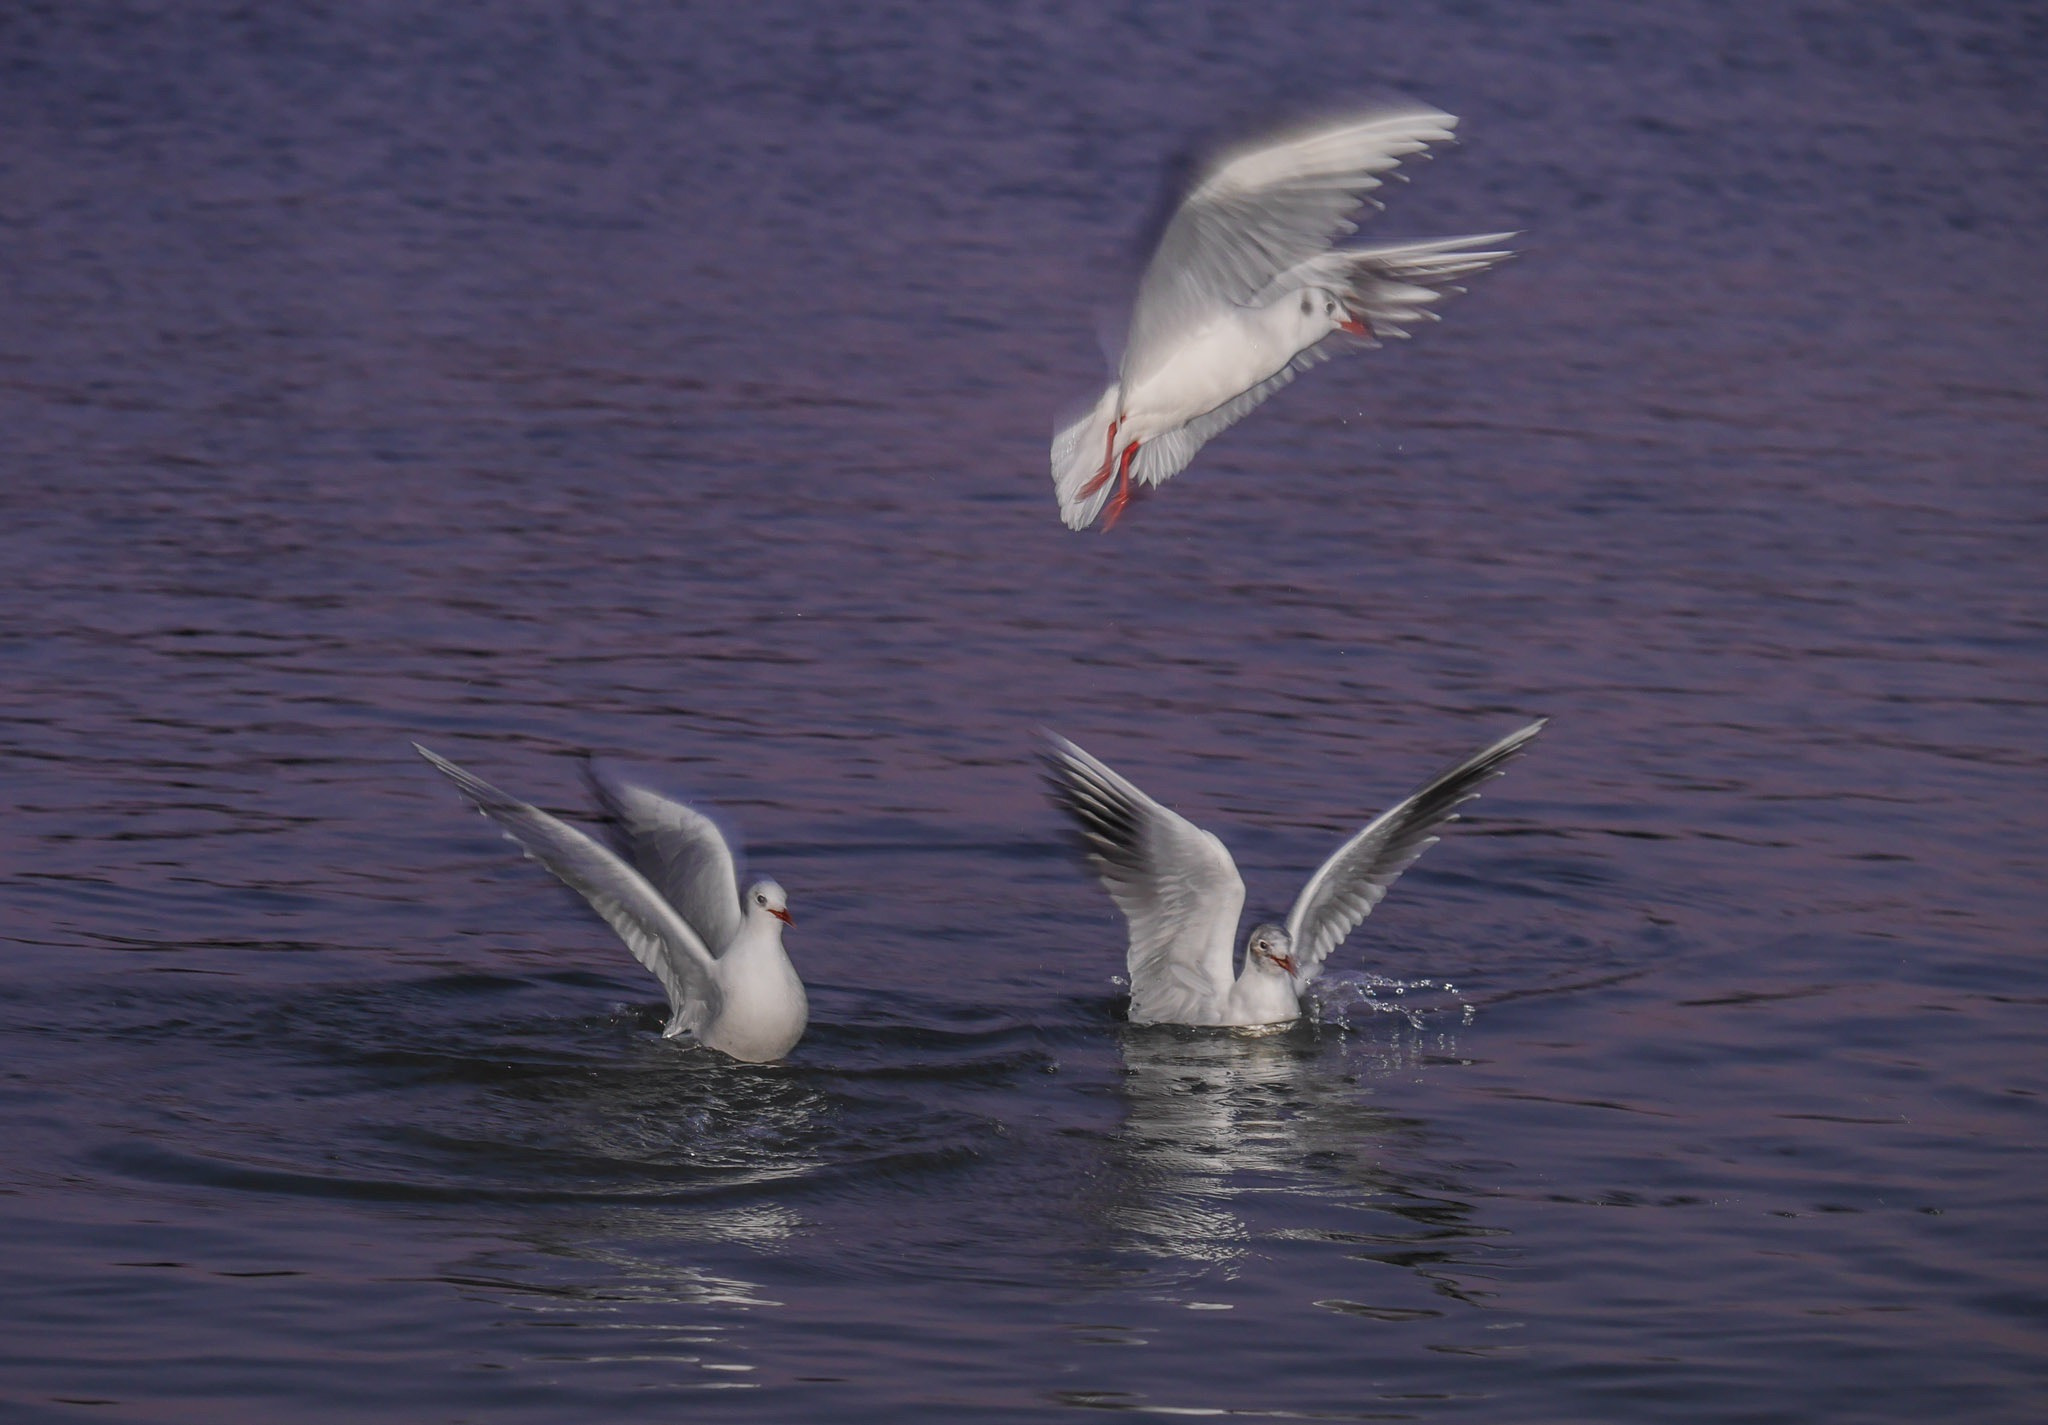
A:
[3,2,2045,1420]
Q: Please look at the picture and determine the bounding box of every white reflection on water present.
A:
[441,1202,802,1382]
[1104,976,1478,1275]
[1109,1031,1292,1266]
[419,1053,824,1365]
[566,1202,802,1302]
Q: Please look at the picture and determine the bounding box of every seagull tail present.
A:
[1050,382,1123,531]
[1333,231,1517,343]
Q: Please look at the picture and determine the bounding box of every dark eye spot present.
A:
[1299,295,1310,315]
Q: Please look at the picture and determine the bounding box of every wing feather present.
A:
[585,770,746,953]
[1041,734,1244,1024]
[416,745,722,1032]
[1267,232,1517,344]
[1125,106,1459,379]
[1283,720,1546,984]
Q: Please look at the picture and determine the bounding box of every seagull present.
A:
[1051,103,1515,531]
[1042,720,1545,1027]
[416,745,808,1063]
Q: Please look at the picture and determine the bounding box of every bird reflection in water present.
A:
[1102,978,1481,1277]
[426,1061,823,1380]
[434,1204,795,1387]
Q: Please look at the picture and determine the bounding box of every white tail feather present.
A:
[1051,383,1122,530]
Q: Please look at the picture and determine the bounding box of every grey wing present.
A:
[1283,720,1546,984]
[585,770,745,953]
[1124,105,1459,379]
[1042,735,1244,1024]
[416,745,722,1031]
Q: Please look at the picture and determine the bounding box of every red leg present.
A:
[1102,441,1140,529]
[1075,416,1123,502]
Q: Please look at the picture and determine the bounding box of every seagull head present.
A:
[1294,287,1370,342]
[746,878,794,927]
[1245,923,1298,979]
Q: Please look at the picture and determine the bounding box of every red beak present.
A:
[1336,314,1370,338]
[769,907,794,927]
[1275,954,1298,977]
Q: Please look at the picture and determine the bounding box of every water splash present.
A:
[1305,971,1475,1033]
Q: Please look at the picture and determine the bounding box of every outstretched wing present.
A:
[1128,231,1516,493]
[1042,734,1245,1024]
[585,769,745,954]
[417,745,722,1032]
[1124,105,1459,381]
[1284,720,1546,984]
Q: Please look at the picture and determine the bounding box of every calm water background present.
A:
[3,2,2044,1420]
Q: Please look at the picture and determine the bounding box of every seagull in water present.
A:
[1042,720,1545,1027]
[416,745,808,1063]
[1051,103,1514,531]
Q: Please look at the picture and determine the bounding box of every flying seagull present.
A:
[1052,103,1513,530]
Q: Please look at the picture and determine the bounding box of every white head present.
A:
[745,878,794,927]
[1287,287,1370,344]
[1245,922,1298,979]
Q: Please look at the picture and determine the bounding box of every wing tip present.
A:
[581,753,629,813]
[1038,731,1153,872]
[1423,716,1549,809]
[1038,732,1133,815]
[414,741,496,804]
[1506,715,1549,749]
[1192,99,1465,204]
[1036,727,1097,777]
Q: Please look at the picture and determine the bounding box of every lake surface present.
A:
[2,2,2044,1420]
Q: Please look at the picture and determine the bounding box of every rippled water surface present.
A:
[3,2,2044,1420]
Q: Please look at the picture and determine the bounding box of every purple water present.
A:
[3,2,2044,1420]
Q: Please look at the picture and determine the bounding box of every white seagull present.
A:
[1042,720,1545,1026]
[417,745,809,1063]
[1052,103,1515,530]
